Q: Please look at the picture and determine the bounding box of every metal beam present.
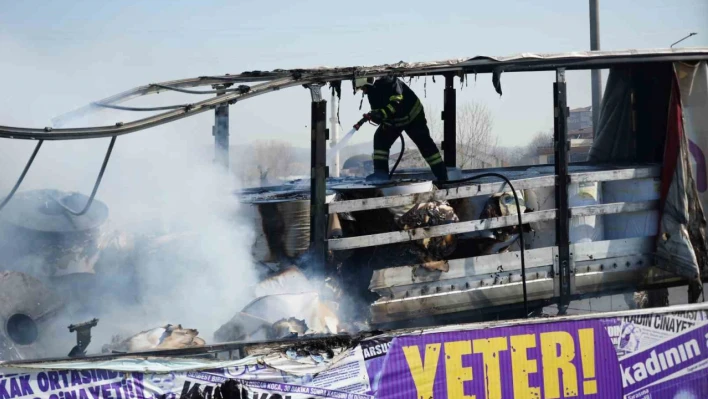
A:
[568,165,660,183]
[213,85,230,170]
[308,85,328,274]
[328,166,659,214]
[442,74,457,168]
[52,49,708,126]
[329,175,556,214]
[12,51,707,140]
[554,68,571,315]
[328,209,558,251]
[569,200,658,217]
[330,92,340,177]
[370,247,555,296]
[589,0,602,132]
[329,198,656,251]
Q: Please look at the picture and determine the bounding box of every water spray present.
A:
[328,116,370,164]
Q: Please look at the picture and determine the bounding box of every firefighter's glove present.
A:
[369,109,385,124]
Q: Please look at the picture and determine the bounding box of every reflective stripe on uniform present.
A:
[372,154,389,161]
[389,94,403,102]
[379,108,388,119]
[426,153,442,162]
[426,153,443,165]
[373,149,389,155]
[390,99,423,126]
[386,104,396,114]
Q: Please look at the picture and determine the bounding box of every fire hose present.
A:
[437,173,529,318]
[0,137,117,216]
[0,141,44,212]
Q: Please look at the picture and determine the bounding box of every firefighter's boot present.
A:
[430,162,449,182]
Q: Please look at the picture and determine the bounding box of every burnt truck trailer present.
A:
[1,48,708,398]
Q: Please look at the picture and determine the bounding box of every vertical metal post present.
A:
[589,0,602,133]
[308,84,328,274]
[442,74,457,168]
[330,92,340,177]
[213,85,230,170]
[554,69,571,315]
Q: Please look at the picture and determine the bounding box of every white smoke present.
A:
[0,105,261,357]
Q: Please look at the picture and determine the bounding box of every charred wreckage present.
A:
[0,48,708,364]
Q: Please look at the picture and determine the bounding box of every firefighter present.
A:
[354,76,448,182]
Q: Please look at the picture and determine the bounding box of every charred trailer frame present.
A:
[319,52,708,326]
[1,48,708,340]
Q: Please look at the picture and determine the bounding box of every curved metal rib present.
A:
[0,77,301,140]
[51,72,291,127]
[93,102,192,112]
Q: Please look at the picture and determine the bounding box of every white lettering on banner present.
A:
[653,315,695,334]
[0,367,375,399]
[620,339,702,387]
[607,325,622,347]
[623,314,696,334]
[361,343,391,360]
[360,338,393,362]
[175,376,372,399]
[0,371,148,399]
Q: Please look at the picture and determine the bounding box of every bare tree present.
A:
[522,130,553,165]
[457,103,498,169]
[234,140,301,186]
[526,130,553,151]
[427,102,500,169]
[498,130,553,167]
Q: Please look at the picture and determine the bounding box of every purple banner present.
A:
[362,337,393,395]
[619,323,708,395]
[627,369,708,399]
[373,319,622,399]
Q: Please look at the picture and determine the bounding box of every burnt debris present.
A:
[67,318,99,358]
[101,324,205,353]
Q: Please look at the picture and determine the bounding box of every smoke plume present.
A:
[0,108,260,358]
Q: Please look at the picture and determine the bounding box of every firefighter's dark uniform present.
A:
[366,77,448,181]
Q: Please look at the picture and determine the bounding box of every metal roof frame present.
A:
[0,48,706,141]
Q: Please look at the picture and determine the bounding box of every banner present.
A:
[618,321,708,398]
[4,306,708,398]
[372,319,622,398]
[0,367,372,399]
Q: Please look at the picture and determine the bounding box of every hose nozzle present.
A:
[353,115,370,131]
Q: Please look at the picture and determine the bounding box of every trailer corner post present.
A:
[330,92,340,177]
[442,74,457,168]
[308,84,328,274]
[213,85,230,171]
[554,68,571,315]
[589,0,602,133]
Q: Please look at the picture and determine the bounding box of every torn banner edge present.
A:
[0,345,354,376]
[654,62,708,298]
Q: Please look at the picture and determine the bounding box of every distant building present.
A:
[568,106,593,131]
[537,139,593,164]
[537,106,594,164]
[569,127,593,140]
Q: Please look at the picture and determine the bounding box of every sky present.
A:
[0,0,706,152]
